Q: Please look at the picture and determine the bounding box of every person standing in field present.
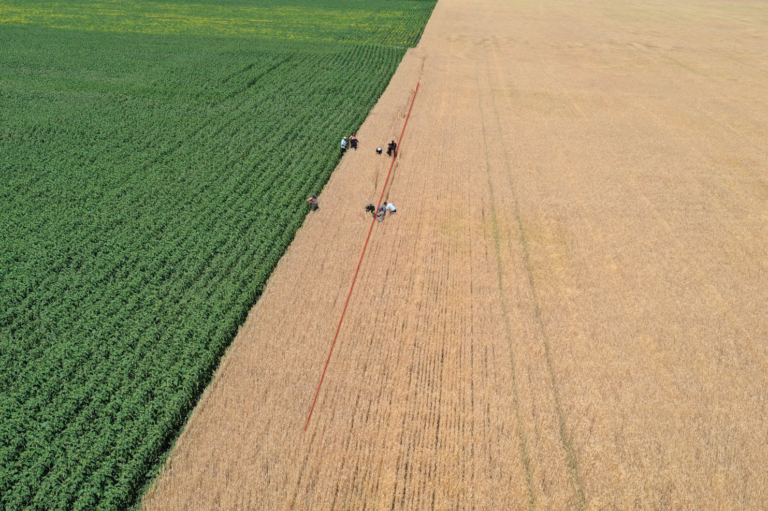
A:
[306,194,319,211]
[376,204,386,222]
[349,133,358,150]
[340,137,348,156]
[387,140,397,156]
[385,202,396,214]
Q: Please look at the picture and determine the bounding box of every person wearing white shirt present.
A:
[384,202,396,213]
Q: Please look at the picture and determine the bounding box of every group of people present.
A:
[340,133,358,155]
[313,199,397,222]
[306,134,402,214]
[375,141,397,156]
[341,134,398,158]
[365,201,396,222]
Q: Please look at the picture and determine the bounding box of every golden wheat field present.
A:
[142,0,768,508]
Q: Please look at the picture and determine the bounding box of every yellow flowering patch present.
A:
[0,0,422,46]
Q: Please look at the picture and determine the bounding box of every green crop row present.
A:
[0,0,434,507]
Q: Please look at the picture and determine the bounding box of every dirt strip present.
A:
[143,0,768,508]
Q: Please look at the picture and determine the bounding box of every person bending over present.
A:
[376,204,386,222]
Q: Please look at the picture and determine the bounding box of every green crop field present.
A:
[0,1,434,509]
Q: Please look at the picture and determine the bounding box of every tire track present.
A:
[475,55,536,511]
[481,37,585,509]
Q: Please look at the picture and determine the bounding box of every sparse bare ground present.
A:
[143,0,768,508]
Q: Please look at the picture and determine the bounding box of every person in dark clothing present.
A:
[365,203,376,216]
[349,133,358,150]
[387,140,397,157]
[306,194,319,211]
